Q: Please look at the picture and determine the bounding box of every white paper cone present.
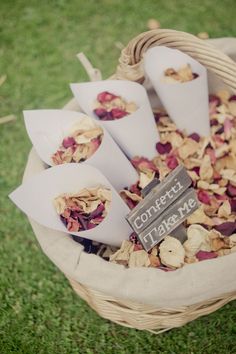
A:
[70,80,159,159]
[23,109,138,190]
[144,46,210,136]
[9,163,133,247]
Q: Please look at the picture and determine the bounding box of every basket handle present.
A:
[115,29,236,91]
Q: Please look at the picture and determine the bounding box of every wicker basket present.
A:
[25,29,236,334]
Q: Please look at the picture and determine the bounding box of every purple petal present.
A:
[191,166,200,176]
[77,214,88,230]
[156,142,172,154]
[93,108,108,119]
[210,119,219,127]
[188,133,200,142]
[227,184,236,197]
[87,222,97,230]
[230,199,236,212]
[89,203,105,219]
[229,95,236,102]
[196,250,218,261]
[214,222,236,236]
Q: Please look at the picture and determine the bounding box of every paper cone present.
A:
[9,164,133,247]
[70,80,159,159]
[23,109,138,190]
[144,46,210,136]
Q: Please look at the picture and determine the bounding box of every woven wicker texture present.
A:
[115,29,236,91]
[69,278,236,334]
[63,30,236,333]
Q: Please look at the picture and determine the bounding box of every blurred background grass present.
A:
[1,0,236,353]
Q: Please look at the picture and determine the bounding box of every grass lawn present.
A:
[1,0,236,353]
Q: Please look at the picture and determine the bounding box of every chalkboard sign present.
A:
[127,165,192,234]
[138,188,199,251]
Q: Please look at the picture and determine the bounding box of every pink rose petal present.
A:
[62,137,76,148]
[209,95,221,115]
[97,91,117,103]
[110,108,128,119]
[196,250,218,261]
[224,118,233,137]
[198,190,211,205]
[131,157,158,173]
[166,155,179,170]
[206,148,216,164]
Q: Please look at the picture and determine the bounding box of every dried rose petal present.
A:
[164,64,197,83]
[205,148,216,164]
[89,203,105,219]
[91,216,104,224]
[94,91,137,121]
[54,187,110,233]
[216,126,224,134]
[93,108,108,119]
[129,232,138,243]
[77,214,88,230]
[191,166,200,176]
[229,95,236,102]
[209,94,221,105]
[196,250,218,261]
[224,118,233,138]
[52,118,103,165]
[129,182,142,196]
[110,108,128,119]
[210,119,219,127]
[215,194,229,201]
[97,91,117,103]
[227,184,236,197]
[156,142,172,154]
[230,199,236,212]
[131,157,158,173]
[87,222,97,229]
[126,198,137,209]
[214,222,236,236]
[188,133,200,143]
[166,155,179,170]
[62,137,76,148]
[197,190,211,205]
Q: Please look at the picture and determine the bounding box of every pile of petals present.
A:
[109,90,236,269]
[52,117,103,165]
[54,186,111,232]
[163,64,199,83]
[109,225,236,270]
[93,91,137,121]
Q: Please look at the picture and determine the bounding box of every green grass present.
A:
[1,0,236,353]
